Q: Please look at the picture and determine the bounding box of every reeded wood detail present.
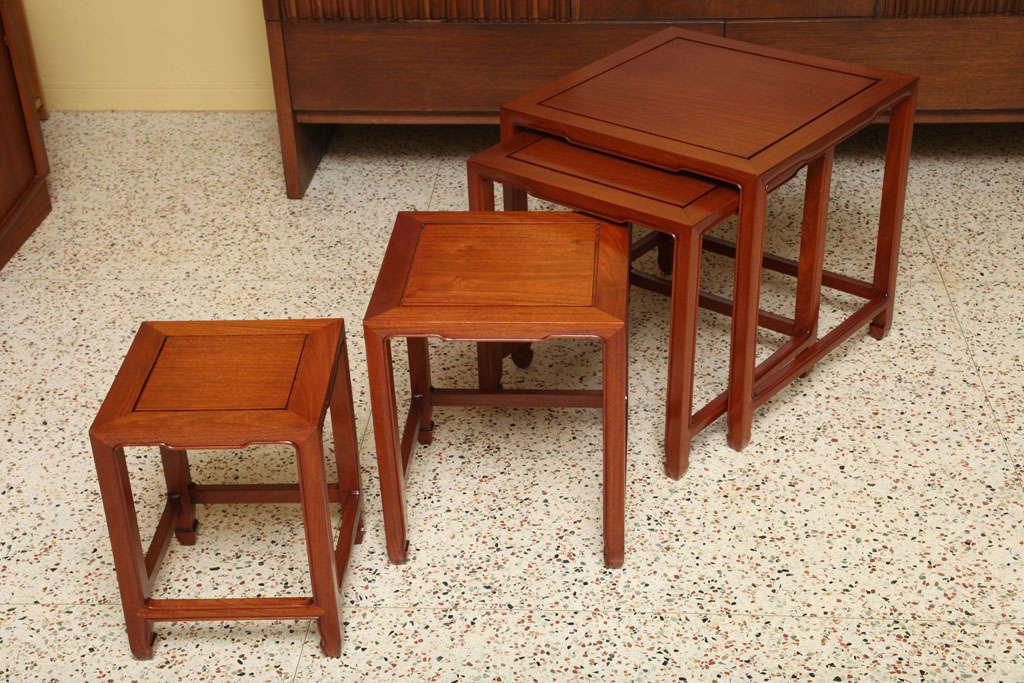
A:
[280,0,579,20]
[876,0,1022,16]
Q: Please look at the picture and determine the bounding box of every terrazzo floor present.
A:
[0,112,1022,680]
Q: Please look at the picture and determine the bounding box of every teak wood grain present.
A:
[501,27,917,452]
[364,211,630,567]
[90,319,363,659]
[401,221,599,307]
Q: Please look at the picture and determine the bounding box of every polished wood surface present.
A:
[469,132,738,228]
[135,334,307,411]
[91,319,363,659]
[365,212,627,336]
[401,221,599,307]
[501,26,917,452]
[365,211,630,567]
[539,39,876,160]
[0,0,50,269]
[502,28,915,180]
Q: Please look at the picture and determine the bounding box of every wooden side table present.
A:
[364,211,630,567]
[467,131,841,478]
[501,27,918,453]
[90,320,363,659]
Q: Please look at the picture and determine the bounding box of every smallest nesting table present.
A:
[364,211,630,567]
[90,319,362,659]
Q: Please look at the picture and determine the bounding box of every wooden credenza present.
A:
[0,0,49,269]
[263,1,1024,197]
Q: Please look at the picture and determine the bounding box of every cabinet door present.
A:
[0,31,36,220]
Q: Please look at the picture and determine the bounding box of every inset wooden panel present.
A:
[582,0,874,19]
[136,335,307,411]
[284,21,723,112]
[539,36,876,158]
[726,16,1024,111]
[402,221,598,307]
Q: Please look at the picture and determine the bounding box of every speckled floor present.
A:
[1,113,1022,680]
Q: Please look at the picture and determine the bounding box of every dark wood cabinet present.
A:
[262,0,1023,197]
[0,0,49,269]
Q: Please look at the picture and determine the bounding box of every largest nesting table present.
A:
[499,27,918,457]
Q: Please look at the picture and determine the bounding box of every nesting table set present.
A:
[90,28,916,658]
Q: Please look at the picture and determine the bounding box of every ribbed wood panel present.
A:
[876,0,1022,16]
[281,0,579,20]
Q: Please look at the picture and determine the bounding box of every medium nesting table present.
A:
[500,27,918,459]
[364,211,630,567]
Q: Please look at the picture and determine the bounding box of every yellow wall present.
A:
[22,0,275,110]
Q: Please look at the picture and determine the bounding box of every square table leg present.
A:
[329,330,364,544]
[726,181,769,451]
[92,440,155,659]
[664,230,703,479]
[364,331,409,564]
[295,433,343,657]
[870,87,917,340]
[793,150,835,341]
[602,328,628,569]
[725,88,916,451]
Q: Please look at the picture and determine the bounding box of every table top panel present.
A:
[402,221,598,308]
[503,27,916,181]
[365,212,631,333]
[540,37,877,159]
[90,319,345,447]
[135,334,306,412]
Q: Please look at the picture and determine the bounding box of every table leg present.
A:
[408,338,434,445]
[793,150,835,339]
[92,440,155,659]
[467,169,505,391]
[657,233,674,274]
[503,186,528,211]
[159,447,197,545]
[497,184,533,372]
[467,168,495,212]
[329,330,363,542]
[295,433,343,657]
[364,331,408,564]
[602,328,628,569]
[870,87,918,340]
[726,181,768,451]
[664,231,702,479]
